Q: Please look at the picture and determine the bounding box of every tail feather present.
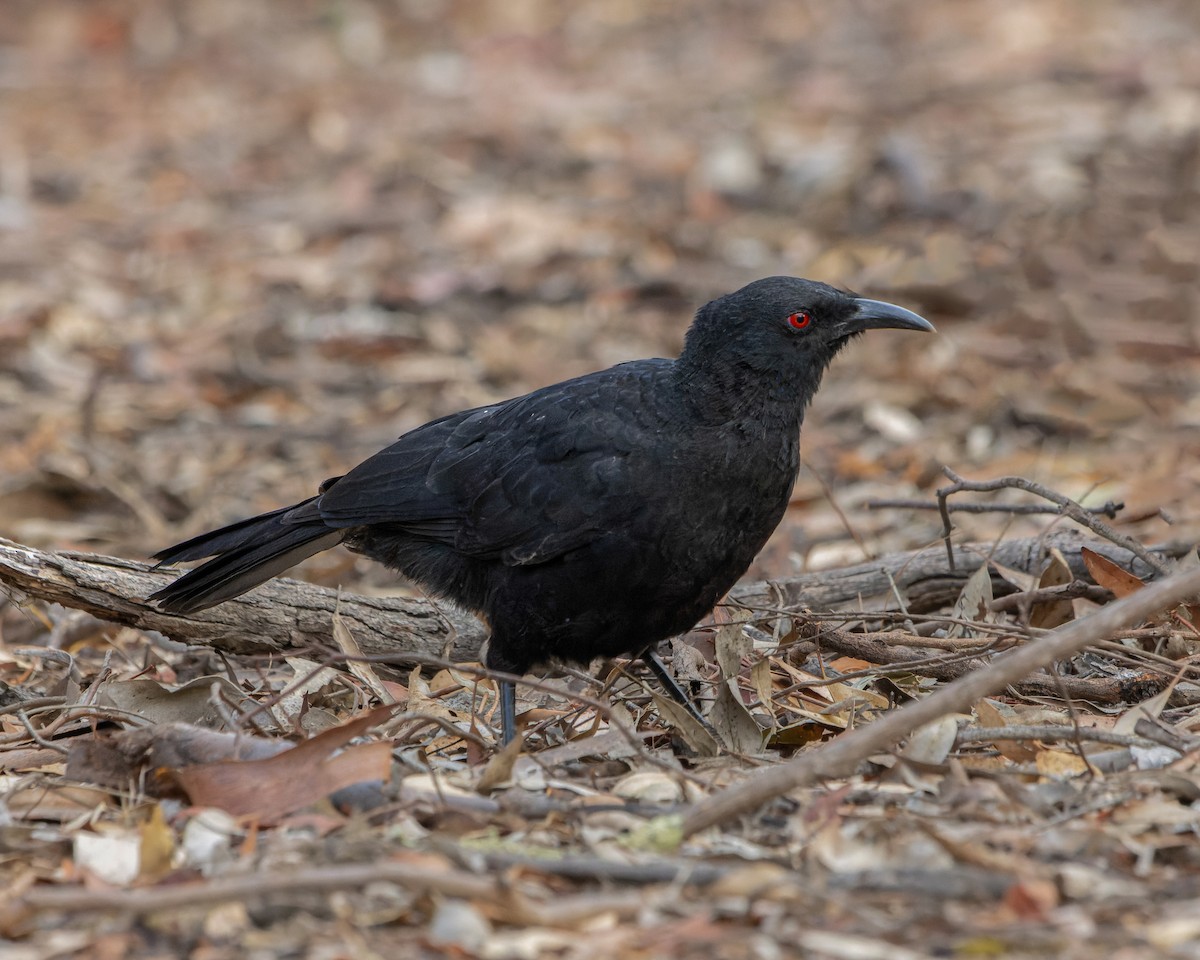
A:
[152,500,316,565]
[149,498,345,613]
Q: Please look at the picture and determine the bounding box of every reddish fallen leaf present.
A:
[1081,547,1145,598]
[172,706,394,820]
[975,698,1037,763]
[1002,878,1059,921]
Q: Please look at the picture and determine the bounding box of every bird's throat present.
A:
[674,355,827,429]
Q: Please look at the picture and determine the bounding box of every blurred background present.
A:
[0,0,1197,592]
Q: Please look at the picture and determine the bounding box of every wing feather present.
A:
[317,361,672,565]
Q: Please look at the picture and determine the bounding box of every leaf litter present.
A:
[1,1,1200,958]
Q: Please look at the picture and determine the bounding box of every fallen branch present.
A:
[0,536,484,664]
[988,580,1112,611]
[931,468,1167,575]
[1,535,1189,665]
[680,564,1200,837]
[21,859,495,914]
[867,498,1124,518]
[19,857,649,926]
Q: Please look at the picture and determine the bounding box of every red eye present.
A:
[787,311,812,330]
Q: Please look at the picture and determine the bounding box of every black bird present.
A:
[149,277,933,742]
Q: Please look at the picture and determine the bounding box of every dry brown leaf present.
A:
[975,698,1038,763]
[1081,547,1145,598]
[651,690,720,756]
[901,715,959,765]
[1035,749,1089,778]
[1001,878,1059,922]
[475,730,523,794]
[331,611,395,704]
[95,675,250,728]
[768,720,840,747]
[3,783,114,821]
[948,563,995,637]
[612,772,685,804]
[172,706,394,819]
[707,863,793,899]
[710,681,768,755]
[750,657,775,723]
[828,657,872,673]
[66,723,289,796]
[137,804,175,880]
[710,618,767,753]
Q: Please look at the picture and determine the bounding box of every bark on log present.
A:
[0,537,484,664]
[0,534,1191,667]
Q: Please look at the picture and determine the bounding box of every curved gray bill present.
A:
[845,298,935,335]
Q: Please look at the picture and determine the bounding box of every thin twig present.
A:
[955,724,1156,749]
[989,581,1112,612]
[727,603,1031,641]
[938,482,956,571]
[20,857,655,927]
[1132,716,1197,753]
[937,468,1168,576]
[1093,640,1200,680]
[15,711,70,753]
[21,861,492,913]
[0,696,66,717]
[867,499,1124,518]
[480,852,727,886]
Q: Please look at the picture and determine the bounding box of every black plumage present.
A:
[150,277,933,742]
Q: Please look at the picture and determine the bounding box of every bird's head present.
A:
[676,276,933,412]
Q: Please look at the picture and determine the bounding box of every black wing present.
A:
[317,361,673,565]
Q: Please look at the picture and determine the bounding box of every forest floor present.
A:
[2,1,1200,957]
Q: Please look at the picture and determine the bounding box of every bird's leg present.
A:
[499,679,518,745]
[642,646,709,730]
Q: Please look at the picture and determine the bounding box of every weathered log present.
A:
[0,534,1190,665]
[0,537,483,664]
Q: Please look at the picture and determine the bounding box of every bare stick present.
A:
[681,564,1200,837]
[788,625,1145,704]
[936,468,1168,575]
[19,859,646,926]
[867,499,1123,518]
[22,861,497,913]
[988,581,1112,611]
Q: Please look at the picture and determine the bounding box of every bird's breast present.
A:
[644,421,799,550]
